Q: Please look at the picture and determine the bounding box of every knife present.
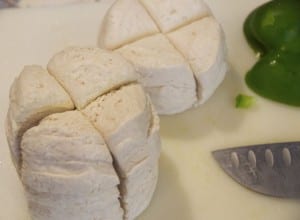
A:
[212,142,300,198]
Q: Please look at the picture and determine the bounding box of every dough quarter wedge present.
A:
[5,65,74,172]
[21,111,123,220]
[98,0,159,50]
[117,34,197,115]
[83,83,161,219]
[167,17,227,104]
[140,0,211,33]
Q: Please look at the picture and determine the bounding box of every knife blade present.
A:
[212,142,300,198]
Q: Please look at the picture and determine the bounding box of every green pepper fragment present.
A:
[235,94,256,109]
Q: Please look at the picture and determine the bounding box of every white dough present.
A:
[167,17,227,104]
[99,0,227,114]
[117,34,197,115]
[6,47,161,220]
[83,83,160,219]
[98,0,159,50]
[140,0,211,33]
[21,111,123,220]
[5,65,74,172]
[47,47,138,109]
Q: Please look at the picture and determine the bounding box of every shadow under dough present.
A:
[137,153,193,220]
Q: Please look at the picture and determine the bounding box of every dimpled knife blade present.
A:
[212,142,300,198]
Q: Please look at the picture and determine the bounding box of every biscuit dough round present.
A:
[99,0,227,115]
[6,47,161,220]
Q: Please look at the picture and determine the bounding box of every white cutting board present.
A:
[1,0,300,219]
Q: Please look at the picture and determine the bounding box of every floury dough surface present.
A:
[1,0,300,220]
[117,34,197,115]
[99,0,227,115]
[21,111,123,220]
[6,47,161,220]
